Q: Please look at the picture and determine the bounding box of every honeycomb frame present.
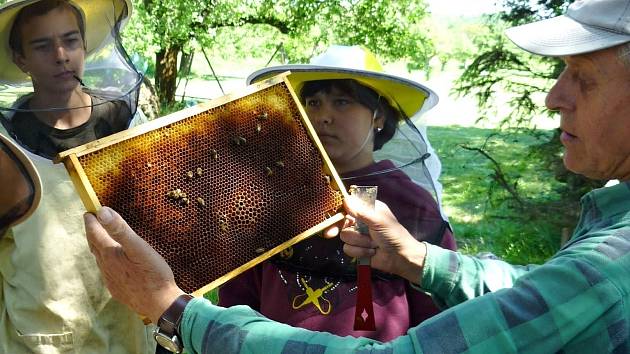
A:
[55,73,348,296]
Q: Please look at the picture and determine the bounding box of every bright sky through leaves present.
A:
[427,0,501,17]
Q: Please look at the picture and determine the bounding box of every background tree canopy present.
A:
[124,0,435,106]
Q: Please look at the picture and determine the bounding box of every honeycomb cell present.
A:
[74,82,344,293]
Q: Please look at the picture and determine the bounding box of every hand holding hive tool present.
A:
[349,185,377,331]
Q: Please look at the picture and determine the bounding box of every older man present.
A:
[84,0,630,352]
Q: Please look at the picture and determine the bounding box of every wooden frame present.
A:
[56,72,349,296]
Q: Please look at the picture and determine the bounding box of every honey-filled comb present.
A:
[55,73,347,296]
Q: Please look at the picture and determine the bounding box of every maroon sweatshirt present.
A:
[219,160,456,341]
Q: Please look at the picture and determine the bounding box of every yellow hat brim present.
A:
[0,0,132,84]
[247,65,438,118]
[0,133,41,227]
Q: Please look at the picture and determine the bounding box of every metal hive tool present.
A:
[55,73,347,296]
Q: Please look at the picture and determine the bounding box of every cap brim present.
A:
[0,0,131,84]
[247,65,438,118]
[506,15,630,57]
[0,133,41,226]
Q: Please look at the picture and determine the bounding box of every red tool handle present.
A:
[349,185,377,331]
[353,261,376,331]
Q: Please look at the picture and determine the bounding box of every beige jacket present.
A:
[0,112,156,354]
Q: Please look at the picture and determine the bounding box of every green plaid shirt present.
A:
[181,182,630,353]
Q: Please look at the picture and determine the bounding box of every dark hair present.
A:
[299,79,400,150]
[9,0,86,56]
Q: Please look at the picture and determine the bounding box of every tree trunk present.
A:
[138,75,160,120]
[155,44,181,106]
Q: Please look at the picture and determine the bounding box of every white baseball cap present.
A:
[505,0,630,56]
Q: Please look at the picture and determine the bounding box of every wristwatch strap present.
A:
[158,294,194,336]
[155,293,194,353]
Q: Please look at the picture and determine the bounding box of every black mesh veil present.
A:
[79,0,141,117]
[350,104,446,219]
[76,8,141,118]
[271,93,449,281]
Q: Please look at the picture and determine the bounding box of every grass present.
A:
[429,125,565,265]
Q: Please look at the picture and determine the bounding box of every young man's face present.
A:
[12,6,85,95]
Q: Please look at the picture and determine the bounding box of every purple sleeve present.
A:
[217,264,263,309]
[406,282,440,326]
[439,227,457,251]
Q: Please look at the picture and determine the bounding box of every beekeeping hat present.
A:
[0,0,133,84]
[505,0,630,57]
[247,45,438,119]
[0,132,41,234]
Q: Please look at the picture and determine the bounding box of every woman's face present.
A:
[304,86,384,173]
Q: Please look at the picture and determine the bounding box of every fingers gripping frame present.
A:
[56,73,348,295]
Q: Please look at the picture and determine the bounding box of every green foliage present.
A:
[136,0,208,49]
[124,0,435,106]
[427,16,496,71]
[158,100,187,116]
[204,288,219,303]
[448,0,606,236]
[195,0,434,66]
[450,0,569,129]
[326,0,434,70]
[455,33,559,128]
[122,3,157,64]
[430,126,567,264]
